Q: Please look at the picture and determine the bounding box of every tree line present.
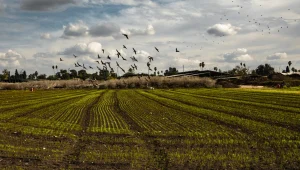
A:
[0,61,297,82]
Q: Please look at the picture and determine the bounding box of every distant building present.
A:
[166,70,229,78]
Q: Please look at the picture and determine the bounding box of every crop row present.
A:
[153,90,300,131]
[0,90,86,107]
[89,90,131,134]
[12,90,103,134]
[177,88,300,108]
[136,90,300,140]
[117,90,247,140]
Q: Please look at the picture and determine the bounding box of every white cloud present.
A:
[207,23,241,37]
[129,25,156,35]
[0,50,25,68]
[89,22,120,37]
[20,0,76,11]
[61,21,88,38]
[88,0,156,6]
[267,52,288,60]
[0,0,6,13]
[58,42,102,56]
[40,33,51,39]
[220,48,254,62]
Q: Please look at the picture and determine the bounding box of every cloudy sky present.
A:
[0,0,300,75]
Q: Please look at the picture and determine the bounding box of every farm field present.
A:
[0,88,299,169]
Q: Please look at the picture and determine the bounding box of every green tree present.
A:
[164,67,178,76]
[69,69,77,79]
[256,64,274,76]
[286,66,290,73]
[34,71,38,79]
[14,69,19,82]
[22,71,27,80]
[78,69,88,80]
[37,74,47,79]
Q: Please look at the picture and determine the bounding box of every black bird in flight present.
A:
[107,55,111,60]
[107,62,111,69]
[60,58,63,61]
[98,54,101,59]
[121,56,127,61]
[73,54,77,58]
[101,60,106,66]
[75,63,78,67]
[123,45,127,49]
[83,64,87,70]
[133,48,137,54]
[120,67,125,73]
[148,56,154,62]
[131,65,136,70]
[122,33,129,39]
[155,47,159,52]
[89,66,93,69]
[102,49,104,54]
[134,63,137,70]
[130,56,138,62]
[77,62,82,67]
[176,48,180,52]
[96,61,100,64]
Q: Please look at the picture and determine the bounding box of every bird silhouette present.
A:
[122,34,129,39]
[121,56,127,61]
[75,63,78,67]
[73,54,77,58]
[131,65,135,70]
[77,62,82,67]
[98,54,101,59]
[60,58,63,61]
[101,60,106,66]
[148,56,154,62]
[155,47,159,52]
[102,49,104,54]
[176,48,180,52]
[96,61,100,64]
[130,56,138,62]
[134,63,137,70]
[123,45,127,49]
[107,62,111,69]
[107,55,111,60]
[133,48,137,54]
[89,66,93,69]
[116,61,120,67]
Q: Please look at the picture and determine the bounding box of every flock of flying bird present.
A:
[59,33,181,80]
[56,1,298,79]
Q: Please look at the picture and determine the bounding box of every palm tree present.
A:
[52,65,55,75]
[288,61,292,67]
[55,65,58,74]
[201,62,205,70]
